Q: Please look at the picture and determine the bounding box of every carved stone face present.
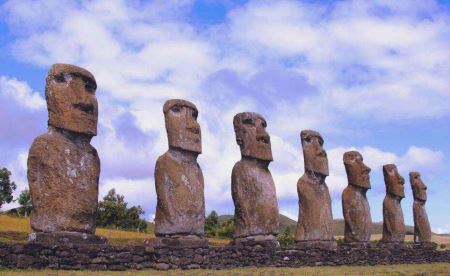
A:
[343,151,371,189]
[46,64,98,136]
[383,164,405,198]
[410,172,427,202]
[301,130,328,176]
[233,112,272,161]
[163,99,201,154]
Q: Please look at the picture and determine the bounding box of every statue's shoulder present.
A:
[342,185,352,199]
[383,195,395,209]
[232,160,244,170]
[297,173,311,186]
[29,131,60,154]
[155,151,171,167]
[31,131,55,145]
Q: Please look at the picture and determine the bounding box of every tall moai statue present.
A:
[381,164,406,243]
[410,172,432,244]
[154,99,207,247]
[341,151,372,243]
[231,112,279,246]
[294,130,335,248]
[28,64,104,244]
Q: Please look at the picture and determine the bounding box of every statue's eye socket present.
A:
[318,138,324,146]
[192,110,198,119]
[54,73,66,83]
[304,137,311,143]
[171,104,181,112]
[243,118,253,125]
[83,78,97,92]
[261,121,267,128]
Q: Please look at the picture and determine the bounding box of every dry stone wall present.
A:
[0,242,448,270]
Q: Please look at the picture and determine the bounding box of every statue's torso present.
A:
[342,186,372,242]
[382,195,405,242]
[154,151,205,236]
[231,160,279,238]
[28,130,100,233]
[413,201,431,243]
[295,173,333,241]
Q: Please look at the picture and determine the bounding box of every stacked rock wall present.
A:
[1,242,448,270]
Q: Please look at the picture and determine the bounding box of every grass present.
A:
[1,263,450,275]
[0,215,230,246]
[1,215,448,248]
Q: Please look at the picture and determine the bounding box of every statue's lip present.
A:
[73,103,94,115]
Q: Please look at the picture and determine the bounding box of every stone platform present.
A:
[0,242,448,270]
[28,232,107,245]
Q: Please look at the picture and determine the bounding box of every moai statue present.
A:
[294,130,335,248]
[341,151,372,243]
[154,99,206,247]
[231,112,279,246]
[28,64,104,244]
[410,172,432,244]
[381,164,406,243]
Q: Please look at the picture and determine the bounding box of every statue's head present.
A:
[343,151,371,189]
[233,112,272,161]
[300,130,328,176]
[46,64,98,136]
[383,164,405,198]
[410,172,427,202]
[163,99,201,154]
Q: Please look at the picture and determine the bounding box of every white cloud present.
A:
[4,0,216,103]
[0,76,45,110]
[226,0,450,121]
[435,223,450,234]
[1,0,448,231]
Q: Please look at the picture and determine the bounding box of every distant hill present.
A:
[218,214,415,236]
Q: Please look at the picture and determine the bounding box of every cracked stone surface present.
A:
[28,64,99,234]
[154,99,205,237]
[410,172,431,243]
[231,112,279,240]
[295,130,334,242]
[382,164,406,243]
[342,151,372,243]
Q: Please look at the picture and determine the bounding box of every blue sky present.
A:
[0,0,449,234]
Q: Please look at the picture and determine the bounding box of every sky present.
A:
[0,0,449,234]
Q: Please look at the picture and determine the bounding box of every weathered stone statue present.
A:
[154,99,206,247]
[342,151,372,243]
[381,164,405,243]
[28,64,104,244]
[231,112,279,245]
[295,130,335,248]
[410,172,432,244]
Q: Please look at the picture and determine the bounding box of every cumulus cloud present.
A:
[435,223,450,234]
[0,76,46,154]
[226,0,450,121]
[0,0,448,229]
[2,0,215,103]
